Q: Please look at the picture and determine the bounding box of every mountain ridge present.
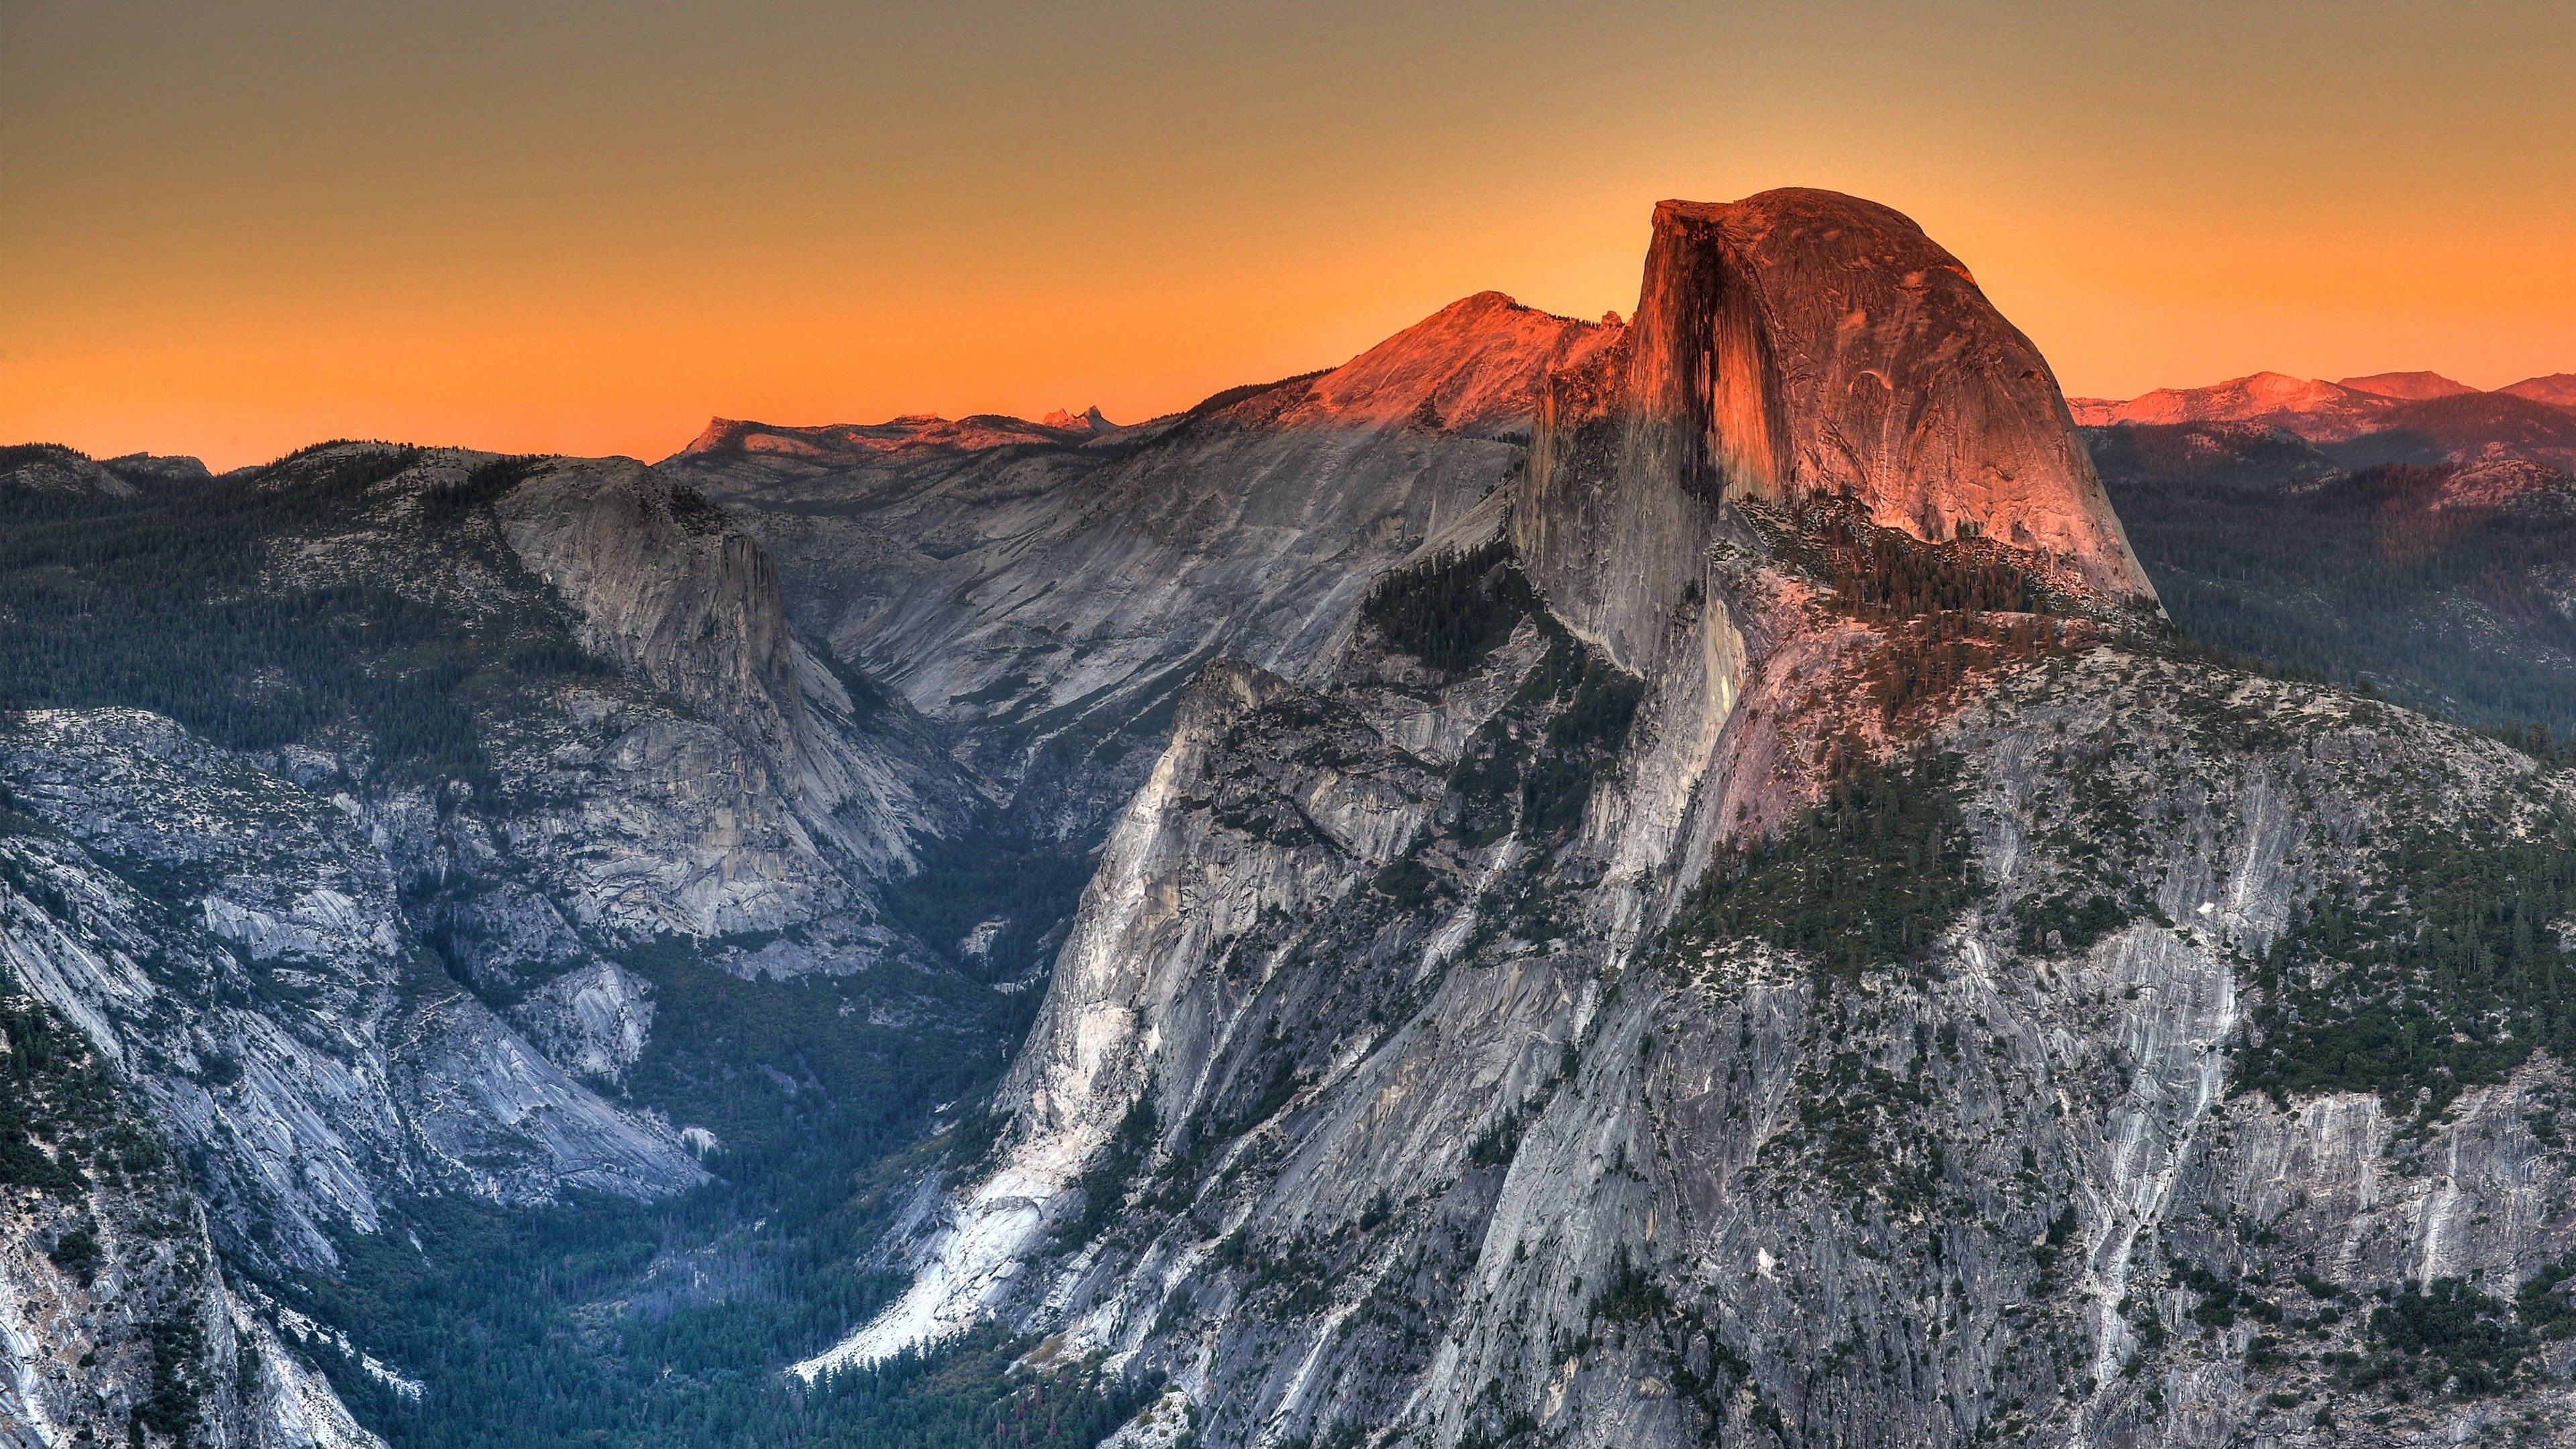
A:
[11,188,2576,1449]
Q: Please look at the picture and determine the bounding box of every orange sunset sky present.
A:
[7,1,2574,472]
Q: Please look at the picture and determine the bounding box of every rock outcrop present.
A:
[1517,189,2155,676]
[813,191,2576,1449]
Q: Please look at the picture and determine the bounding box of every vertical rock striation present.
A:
[1518,189,2153,679]
[814,191,2576,1449]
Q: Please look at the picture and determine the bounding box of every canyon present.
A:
[4,190,2575,1449]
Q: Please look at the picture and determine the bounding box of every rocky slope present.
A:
[817,191,2576,1449]
[0,442,1010,1441]
[0,710,706,1272]
[1,982,384,1449]
[657,292,1619,841]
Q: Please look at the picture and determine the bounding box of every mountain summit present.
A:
[1517,188,2155,668]
[1228,290,1620,436]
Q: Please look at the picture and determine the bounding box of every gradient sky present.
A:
[7,1,2574,471]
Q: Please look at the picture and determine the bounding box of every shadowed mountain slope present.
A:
[657,292,1621,842]
[771,193,2576,1449]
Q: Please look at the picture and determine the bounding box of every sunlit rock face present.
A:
[1518,189,2155,676]
[800,192,2576,1449]
[1234,291,1623,437]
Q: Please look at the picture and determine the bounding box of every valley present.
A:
[5,189,2575,1449]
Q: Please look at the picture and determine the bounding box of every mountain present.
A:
[13,189,2576,1449]
[657,290,1620,845]
[0,443,1032,1440]
[2102,453,2576,728]
[2080,420,2349,493]
[808,188,2576,1448]
[3,292,1625,1448]
[2323,390,2576,474]
[0,443,211,518]
[2334,371,2479,401]
[2069,372,2400,440]
[2074,365,2576,729]
[2073,371,2576,475]
[2506,374,2576,409]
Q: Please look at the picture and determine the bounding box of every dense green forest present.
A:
[1361,536,1539,674]
[0,983,170,1195]
[2106,464,2576,735]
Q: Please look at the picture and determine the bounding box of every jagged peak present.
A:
[1038,405,1118,434]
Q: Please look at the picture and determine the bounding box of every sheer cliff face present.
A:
[818,195,2576,1449]
[496,461,806,772]
[658,294,1617,837]
[1518,190,2152,674]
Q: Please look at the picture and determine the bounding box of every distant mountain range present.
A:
[2072,368,2576,475]
[2061,367,2576,736]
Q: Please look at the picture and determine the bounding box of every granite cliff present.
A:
[810,192,2576,1449]
[11,187,2576,1449]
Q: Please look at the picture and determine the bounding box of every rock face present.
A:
[816,193,2576,1449]
[658,293,1618,839]
[0,709,707,1273]
[1517,189,2154,676]
[1,987,382,1449]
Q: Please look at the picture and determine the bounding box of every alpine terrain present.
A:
[5,189,2575,1449]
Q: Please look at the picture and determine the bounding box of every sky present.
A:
[6,1,2574,471]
